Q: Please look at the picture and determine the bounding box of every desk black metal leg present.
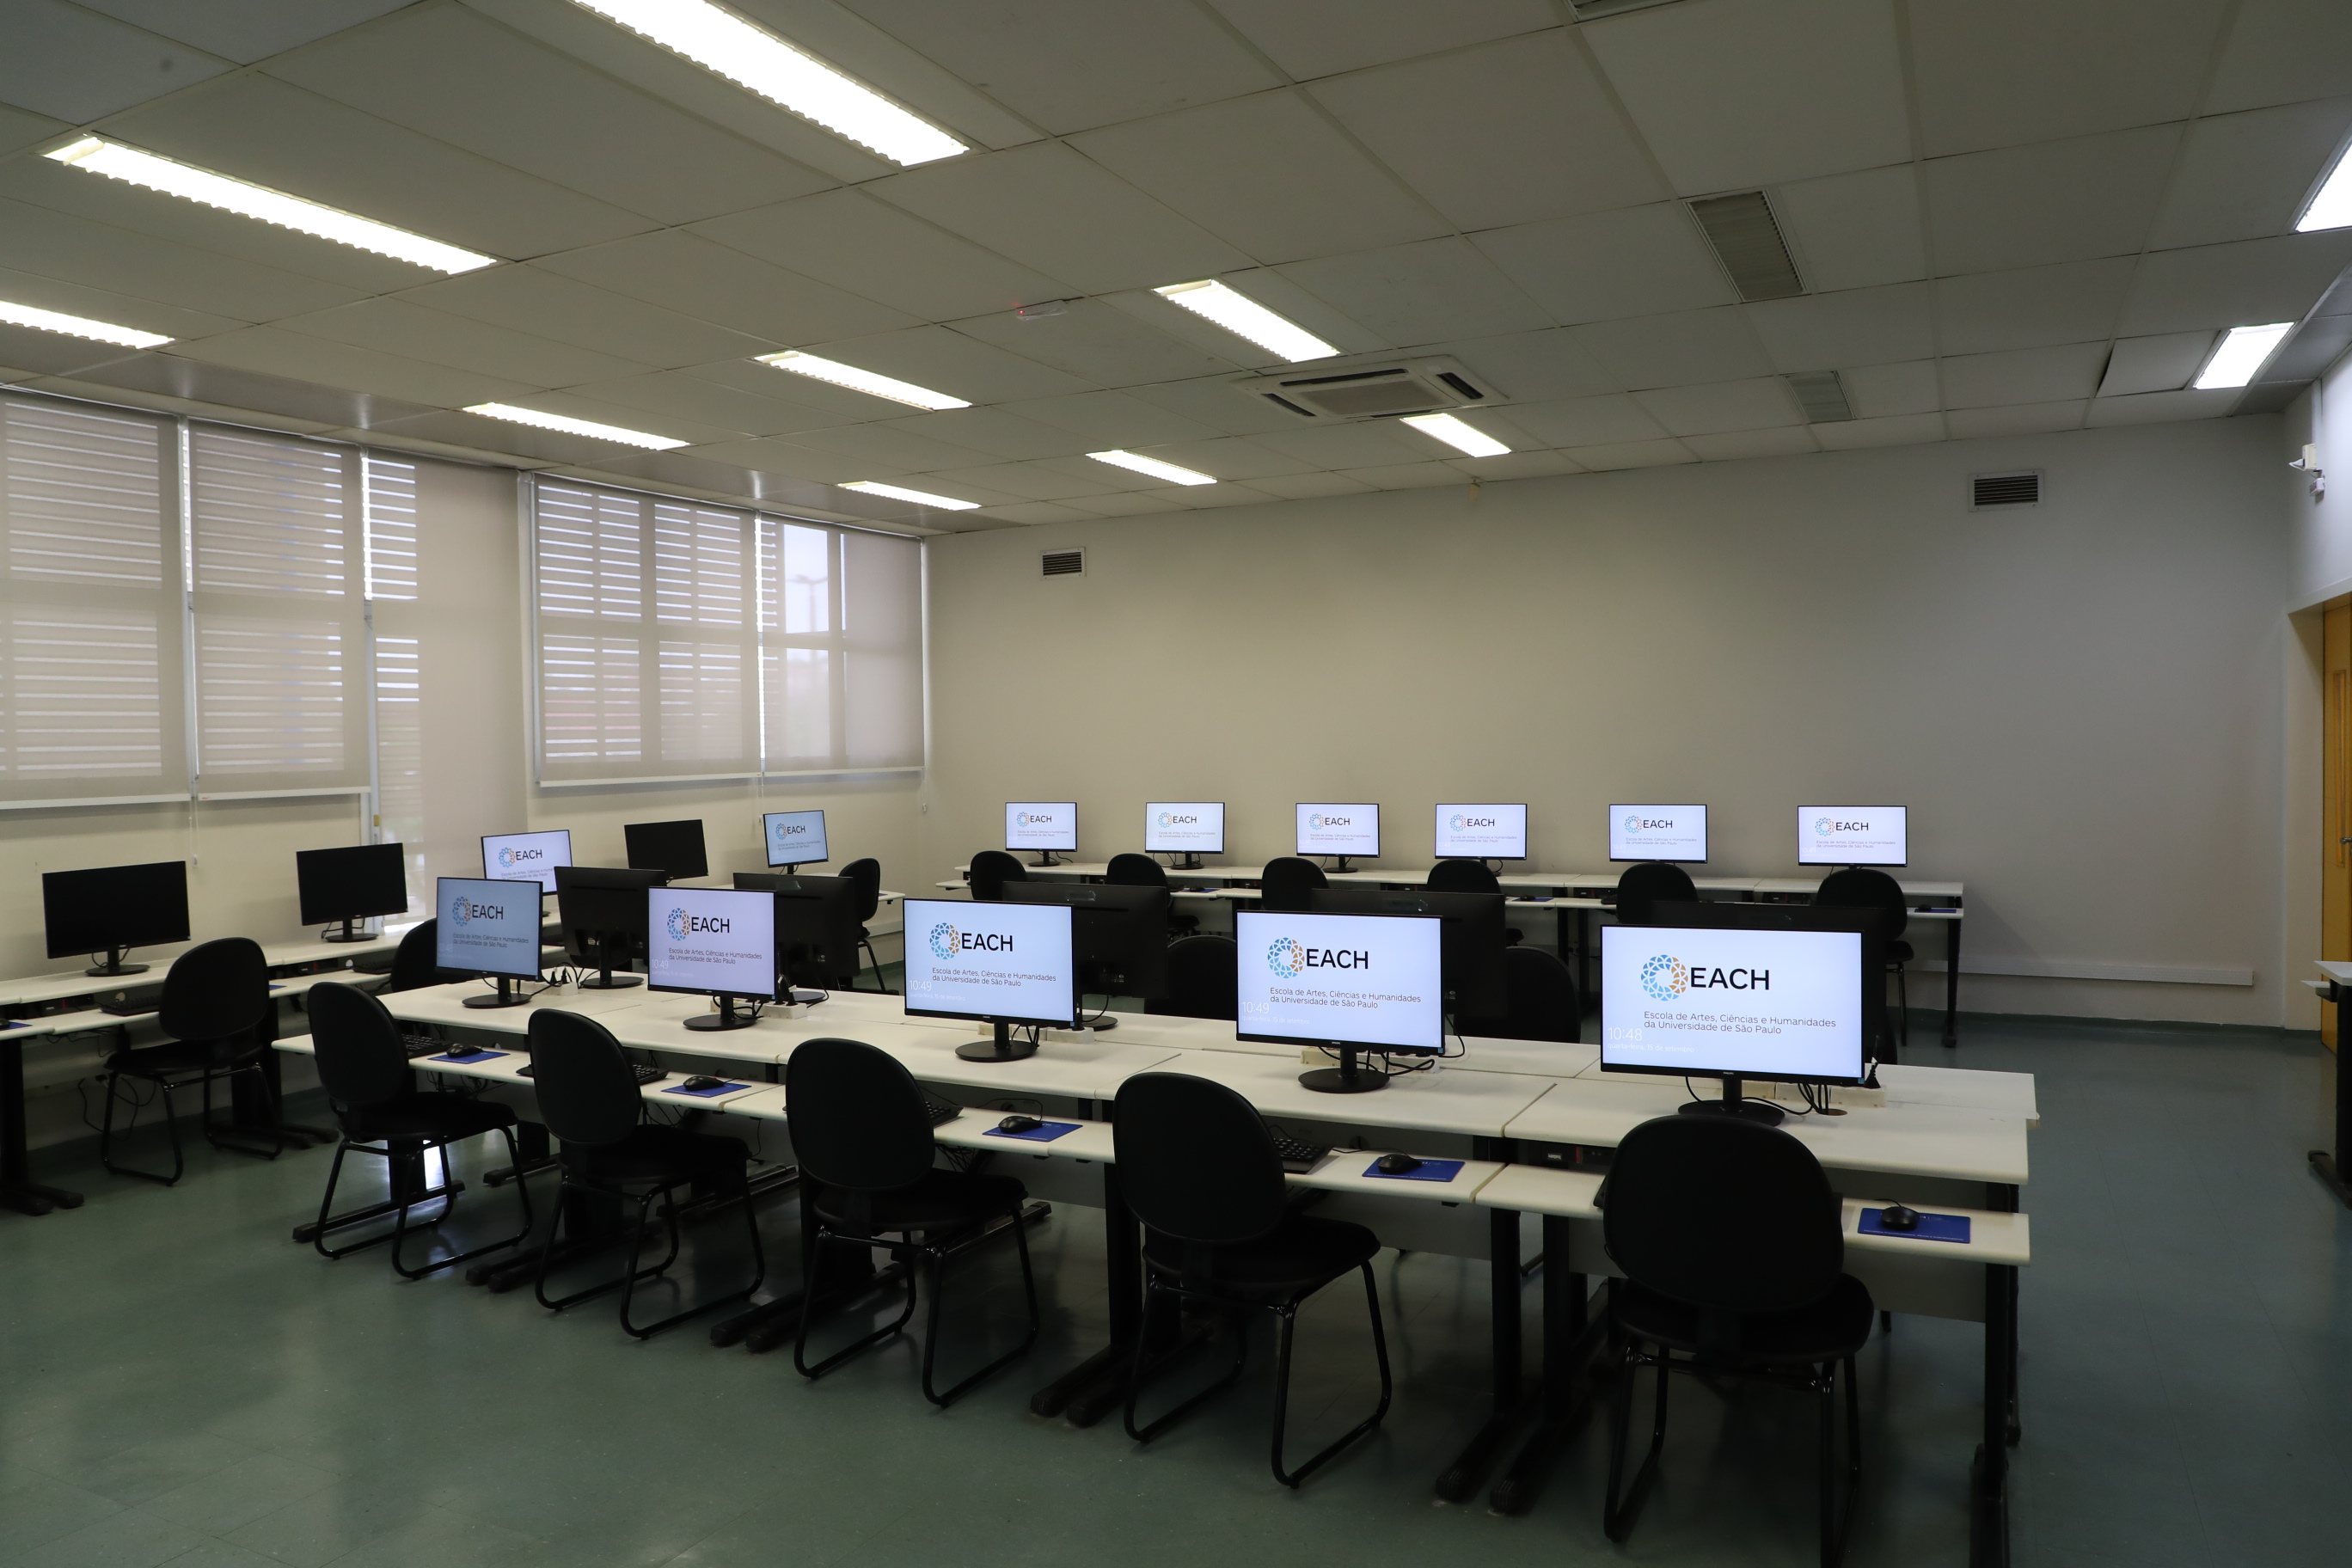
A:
[1436,1139,1534,1503]
[2309,1005,2351,1206]
[1943,916,1963,1048]
[481,1120,558,1188]
[1971,1180,2018,1567]
[1,1039,83,1216]
[1033,1164,1150,1425]
[1489,1215,1611,1516]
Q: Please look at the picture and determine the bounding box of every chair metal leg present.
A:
[388,1128,536,1281]
[795,1227,920,1379]
[1603,1341,1669,1542]
[1817,1354,1862,1568]
[1267,1260,1393,1488]
[918,1205,1044,1407]
[1896,965,1910,1057]
[1124,1282,1250,1444]
[104,1074,189,1186]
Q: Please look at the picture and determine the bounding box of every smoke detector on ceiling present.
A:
[1231,356,1504,422]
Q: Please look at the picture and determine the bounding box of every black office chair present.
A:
[385,919,455,992]
[1429,858,1522,944]
[305,981,534,1277]
[1601,1114,1871,1566]
[527,1009,764,1338]
[968,850,1026,901]
[1108,851,1199,939]
[1814,868,1914,1057]
[1115,1072,1391,1488]
[1614,861,1697,926]
[1145,935,1238,1020]
[99,937,278,1185]
[839,857,891,990]
[1259,856,1326,912]
[786,1037,1038,1406]
[1452,946,1583,1043]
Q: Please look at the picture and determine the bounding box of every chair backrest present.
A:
[1106,852,1167,888]
[1259,855,1327,912]
[784,1038,935,1193]
[840,857,882,922]
[1428,858,1501,895]
[1812,867,1909,943]
[1614,861,1697,926]
[1602,1115,1844,1316]
[387,919,453,992]
[306,981,413,1108]
[524,1009,644,1148]
[1453,946,1582,1043]
[1145,934,1238,1020]
[969,850,1026,901]
[1113,1073,1286,1250]
[159,937,271,1042]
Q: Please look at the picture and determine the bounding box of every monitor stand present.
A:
[1301,1046,1386,1094]
[1172,853,1205,871]
[1029,852,1065,867]
[320,918,377,945]
[686,995,759,1032]
[958,1019,1038,1063]
[84,946,148,977]
[576,934,643,989]
[464,975,534,1010]
[1329,856,1360,874]
[1677,1075,1784,1126]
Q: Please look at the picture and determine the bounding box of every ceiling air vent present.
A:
[1040,548,1085,578]
[1784,371,1853,423]
[1688,192,1804,302]
[1970,472,2042,511]
[1232,356,1504,423]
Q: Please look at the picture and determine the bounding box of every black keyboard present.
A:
[924,1093,963,1127]
[401,1039,443,1059]
[1271,1132,1329,1174]
[515,1063,667,1086]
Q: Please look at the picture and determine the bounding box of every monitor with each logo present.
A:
[1434,803,1527,861]
[763,809,830,867]
[481,829,572,893]
[435,877,543,982]
[1608,804,1706,863]
[1598,919,1866,1087]
[1295,802,1378,859]
[1144,801,1224,855]
[1797,805,1908,867]
[1236,909,1443,1056]
[1004,802,1077,853]
[646,886,777,1005]
[902,897,1075,1029]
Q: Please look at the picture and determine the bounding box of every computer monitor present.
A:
[626,818,708,880]
[1145,801,1224,868]
[901,896,1075,1063]
[646,885,776,1032]
[1236,909,1443,1095]
[1296,802,1378,872]
[1599,903,1875,1125]
[435,876,544,1008]
[1434,803,1527,862]
[763,809,829,868]
[1608,805,1706,863]
[1309,887,1508,1017]
[998,882,1172,1026]
[1005,801,1077,866]
[1798,805,1908,867]
[554,866,667,989]
[42,861,191,977]
[482,829,571,893]
[296,842,408,943]
[734,872,860,994]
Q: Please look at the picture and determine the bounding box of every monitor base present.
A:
[463,976,534,1010]
[83,959,148,977]
[1677,1075,1785,1126]
[1028,853,1065,867]
[959,1020,1038,1062]
[1329,856,1359,874]
[1301,1048,1386,1094]
[1173,854,1205,871]
[685,995,759,1032]
[319,922,377,944]
[578,972,644,989]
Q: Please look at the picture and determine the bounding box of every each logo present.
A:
[665,907,689,941]
[1017,811,1056,827]
[1449,813,1465,833]
[777,823,806,836]
[929,922,1013,958]
[1268,936,1306,977]
[929,922,958,960]
[1308,813,1350,830]
[1623,814,1642,835]
[1640,954,1689,1002]
[1157,811,1197,830]
[1814,817,1835,836]
[450,897,501,927]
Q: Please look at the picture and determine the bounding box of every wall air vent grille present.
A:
[1231,357,1504,423]
[1688,191,1804,302]
[1040,548,1085,577]
[1970,472,2042,510]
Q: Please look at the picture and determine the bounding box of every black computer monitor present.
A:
[1309,886,1507,1016]
[625,818,707,880]
[554,866,668,989]
[762,809,829,868]
[998,882,1170,1026]
[296,842,408,944]
[43,861,191,977]
[1236,908,1444,1094]
[435,876,544,1008]
[645,885,776,1032]
[901,897,1076,1063]
[735,872,860,993]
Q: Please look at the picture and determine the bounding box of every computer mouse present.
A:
[1878,1204,1920,1233]
[682,1075,725,1091]
[998,1114,1043,1134]
[1375,1153,1423,1175]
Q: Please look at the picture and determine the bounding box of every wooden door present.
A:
[2326,602,2351,1047]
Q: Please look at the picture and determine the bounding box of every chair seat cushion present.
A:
[813,1167,1026,1235]
[567,1124,751,1187]
[107,1038,252,1076]
[1890,940,1914,964]
[1613,1274,1874,1363]
[1143,1214,1380,1295]
[341,1092,516,1142]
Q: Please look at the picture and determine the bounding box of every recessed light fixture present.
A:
[0,298,171,348]
[463,403,689,450]
[1087,450,1214,486]
[1153,279,1338,363]
[2193,323,2294,389]
[573,0,965,165]
[2297,140,2352,232]
[842,481,980,510]
[1400,412,1510,457]
[44,137,497,273]
[754,350,970,410]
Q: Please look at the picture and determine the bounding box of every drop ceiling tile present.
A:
[780,421,997,473]
[1252,422,1429,469]
[1570,308,1771,389]
[692,355,929,423]
[171,325,536,409]
[1943,400,2087,438]
[1338,461,1467,490]
[691,436,895,485]
[1206,0,1553,80]
[0,262,243,342]
[1456,449,1586,482]
[873,407,1097,462]
[1503,395,1668,447]
[2206,0,2352,114]
[1079,490,1191,517]
[1935,258,2135,354]
[983,503,1105,525]
[0,0,232,122]
[2121,231,2352,334]
[73,1,414,63]
[1584,0,1909,192]
[1118,377,1307,437]
[798,323,1091,403]
[1812,412,1948,449]
[949,298,1234,387]
[2085,387,2244,426]
[1684,426,1821,461]
[1029,456,1162,493]
[371,407,667,466]
[279,298,652,389]
[1179,483,1286,508]
[64,350,442,430]
[1925,125,2181,276]
[0,101,67,156]
[1125,438,1317,481]
[919,462,1116,502]
[2098,332,2218,395]
[539,231,917,348]
[498,389,745,447]
[1110,271,1381,362]
[1003,388,1231,445]
[2267,313,2352,380]
[556,369,850,437]
[1277,239,1552,349]
[1246,470,1376,499]
[0,192,367,322]
[1633,377,1802,437]
[2150,97,2352,249]
[1428,329,1624,401]
[1772,164,1927,292]
[1940,342,2110,407]
[863,141,1253,297]
[402,266,780,370]
[1908,0,2233,156]
[1743,284,1935,371]
[1571,438,1696,470]
[1473,204,1736,327]
[1841,360,1940,418]
[0,323,142,379]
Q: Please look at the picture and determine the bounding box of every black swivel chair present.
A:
[1108,851,1199,938]
[385,919,455,992]
[305,981,534,1277]
[1259,856,1326,912]
[1601,1114,1872,1566]
[1115,1072,1392,1488]
[786,1038,1038,1406]
[839,857,891,991]
[527,1009,764,1338]
[1428,858,1522,944]
[968,850,1026,901]
[1614,861,1697,926]
[1145,934,1238,1020]
[99,936,277,1185]
[1814,868,1914,1058]
[1452,946,1583,1043]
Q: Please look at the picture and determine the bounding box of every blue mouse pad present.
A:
[1859,1208,1970,1243]
[664,1081,748,1099]
[432,1049,507,1064]
[984,1120,1081,1142]
[1363,1158,1466,1184]
[0,1020,27,1031]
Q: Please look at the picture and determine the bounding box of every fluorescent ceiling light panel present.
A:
[1153,280,1338,363]
[842,481,980,510]
[755,350,969,409]
[463,403,688,449]
[2192,323,2294,389]
[2298,141,2352,232]
[1400,412,1510,457]
[1087,450,1214,486]
[0,298,170,348]
[44,137,496,273]
[573,0,964,165]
